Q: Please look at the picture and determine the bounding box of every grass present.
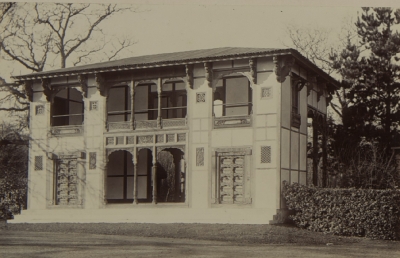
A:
[0,220,363,245]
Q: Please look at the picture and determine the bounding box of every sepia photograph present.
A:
[1,0,400,257]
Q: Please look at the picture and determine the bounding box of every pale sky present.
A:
[3,0,400,79]
[0,0,376,80]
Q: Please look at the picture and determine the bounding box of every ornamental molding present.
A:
[273,55,295,83]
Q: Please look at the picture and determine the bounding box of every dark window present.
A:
[161,82,187,119]
[134,83,158,121]
[107,85,131,122]
[52,88,84,126]
[213,76,252,117]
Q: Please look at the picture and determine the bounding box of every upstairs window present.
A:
[134,83,158,121]
[107,85,131,122]
[52,88,84,126]
[161,82,187,119]
[213,76,252,117]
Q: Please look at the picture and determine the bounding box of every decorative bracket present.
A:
[249,58,257,84]
[292,73,306,92]
[41,78,52,102]
[307,76,317,96]
[24,81,33,102]
[273,55,295,83]
[204,62,213,88]
[78,74,88,98]
[185,64,194,89]
[95,73,106,96]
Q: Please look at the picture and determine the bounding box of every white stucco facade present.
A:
[10,48,337,224]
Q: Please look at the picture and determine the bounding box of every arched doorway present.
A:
[157,148,185,203]
[106,150,134,203]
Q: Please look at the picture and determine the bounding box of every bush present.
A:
[282,181,400,240]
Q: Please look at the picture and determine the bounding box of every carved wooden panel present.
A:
[156,134,164,143]
[89,101,98,111]
[138,135,153,144]
[51,125,83,136]
[177,133,186,142]
[214,115,251,129]
[261,87,272,99]
[106,137,115,145]
[116,136,124,145]
[261,146,271,164]
[126,136,135,144]
[218,155,245,204]
[196,92,206,103]
[56,159,79,205]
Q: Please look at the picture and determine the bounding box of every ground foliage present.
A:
[283,181,400,240]
[0,123,28,219]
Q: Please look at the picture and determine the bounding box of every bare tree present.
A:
[0,2,137,114]
[282,17,360,122]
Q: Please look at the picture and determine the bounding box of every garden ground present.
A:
[1,221,400,257]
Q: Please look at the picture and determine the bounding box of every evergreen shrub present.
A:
[282,181,400,240]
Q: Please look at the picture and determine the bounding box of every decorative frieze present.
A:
[126,136,135,144]
[162,118,187,128]
[106,137,115,145]
[135,120,158,129]
[137,135,153,144]
[177,133,186,142]
[51,125,83,136]
[166,134,175,143]
[156,134,164,143]
[108,121,131,131]
[214,115,251,129]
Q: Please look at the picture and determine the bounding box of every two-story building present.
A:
[10,47,337,224]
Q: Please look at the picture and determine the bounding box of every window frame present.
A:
[52,87,84,127]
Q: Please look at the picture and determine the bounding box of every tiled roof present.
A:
[12,47,339,89]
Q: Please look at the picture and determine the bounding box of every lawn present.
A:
[1,220,363,246]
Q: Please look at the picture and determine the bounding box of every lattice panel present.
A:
[177,133,186,142]
[56,159,79,205]
[261,87,272,99]
[196,148,204,166]
[196,92,206,103]
[261,146,271,163]
[116,136,124,145]
[162,118,186,128]
[138,135,153,144]
[89,152,96,170]
[34,156,43,171]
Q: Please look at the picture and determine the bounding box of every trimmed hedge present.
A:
[282,181,400,240]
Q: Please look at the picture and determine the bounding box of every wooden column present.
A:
[152,152,158,204]
[322,117,328,188]
[157,78,162,129]
[312,118,318,186]
[133,149,138,204]
[130,80,135,130]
